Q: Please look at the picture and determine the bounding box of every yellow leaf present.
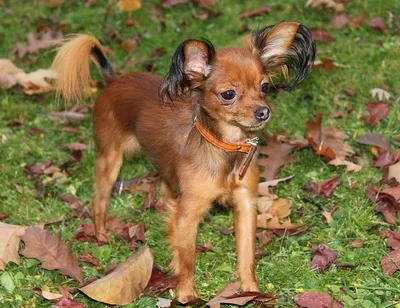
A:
[118,0,142,12]
[79,246,153,305]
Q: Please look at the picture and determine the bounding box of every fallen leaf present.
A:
[309,244,337,273]
[73,224,98,243]
[219,228,234,235]
[373,150,394,168]
[272,226,312,237]
[328,157,362,172]
[381,250,400,275]
[317,175,341,198]
[32,287,63,300]
[25,160,53,176]
[161,0,190,8]
[388,162,400,182]
[311,27,335,42]
[256,230,272,247]
[363,102,390,126]
[207,282,275,307]
[239,6,272,19]
[350,10,368,28]
[370,88,391,101]
[382,187,400,201]
[350,239,364,248]
[257,175,294,195]
[313,58,345,71]
[0,214,9,221]
[257,215,302,229]
[118,0,142,12]
[48,111,85,123]
[144,265,178,295]
[342,88,354,97]
[330,13,351,29]
[294,291,343,308]
[305,0,345,12]
[321,203,339,223]
[53,298,84,308]
[0,223,27,270]
[10,30,62,59]
[61,127,82,135]
[368,17,387,32]
[156,297,172,308]
[20,226,83,282]
[386,232,400,250]
[79,252,100,266]
[59,142,88,151]
[28,128,45,135]
[7,117,25,128]
[258,133,299,181]
[356,133,391,152]
[79,246,153,305]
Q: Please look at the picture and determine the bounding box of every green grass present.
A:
[1,0,400,307]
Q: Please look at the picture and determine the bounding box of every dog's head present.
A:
[160,21,315,132]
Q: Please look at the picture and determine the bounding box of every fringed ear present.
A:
[159,39,215,102]
[252,21,315,90]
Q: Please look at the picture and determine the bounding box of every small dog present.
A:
[52,21,315,302]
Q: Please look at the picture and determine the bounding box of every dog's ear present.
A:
[160,39,215,102]
[252,21,315,90]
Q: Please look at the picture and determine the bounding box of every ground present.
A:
[0,0,400,307]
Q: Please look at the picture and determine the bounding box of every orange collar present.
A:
[194,119,258,180]
[194,120,257,153]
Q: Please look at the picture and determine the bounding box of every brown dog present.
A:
[52,21,315,302]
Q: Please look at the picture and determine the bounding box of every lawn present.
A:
[1,0,400,307]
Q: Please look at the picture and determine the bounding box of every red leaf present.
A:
[294,291,343,308]
[256,230,272,247]
[356,133,391,152]
[79,252,100,266]
[25,160,53,175]
[0,214,9,220]
[368,17,387,32]
[330,13,351,29]
[239,6,272,19]
[373,151,394,168]
[311,27,336,42]
[309,244,337,273]
[143,265,178,295]
[20,226,83,282]
[381,250,400,275]
[317,175,341,198]
[28,128,45,135]
[363,102,390,126]
[61,127,82,135]
[7,117,25,127]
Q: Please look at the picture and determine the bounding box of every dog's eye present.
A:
[220,90,236,102]
[261,83,269,95]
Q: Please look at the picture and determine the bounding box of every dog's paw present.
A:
[95,233,109,245]
[241,281,259,292]
[176,286,197,304]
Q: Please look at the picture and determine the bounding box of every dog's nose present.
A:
[254,107,270,121]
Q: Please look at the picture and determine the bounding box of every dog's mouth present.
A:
[243,119,269,132]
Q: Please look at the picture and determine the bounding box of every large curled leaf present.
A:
[79,246,153,305]
[0,223,27,270]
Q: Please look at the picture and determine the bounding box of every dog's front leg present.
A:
[233,186,259,292]
[169,194,210,303]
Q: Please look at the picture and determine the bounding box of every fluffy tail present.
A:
[52,35,114,103]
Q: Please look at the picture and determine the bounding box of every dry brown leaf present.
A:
[258,134,299,181]
[305,0,346,12]
[79,246,153,305]
[266,198,292,218]
[257,175,294,196]
[313,58,346,71]
[0,223,27,270]
[330,13,351,28]
[356,133,391,152]
[363,102,390,126]
[20,226,83,282]
[295,291,343,308]
[257,215,302,229]
[256,195,277,214]
[381,250,400,276]
[328,157,362,172]
[388,162,400,182]
[118,0,142,12]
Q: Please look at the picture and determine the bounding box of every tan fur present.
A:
[52,22,307,302]
[52,35,104,102]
